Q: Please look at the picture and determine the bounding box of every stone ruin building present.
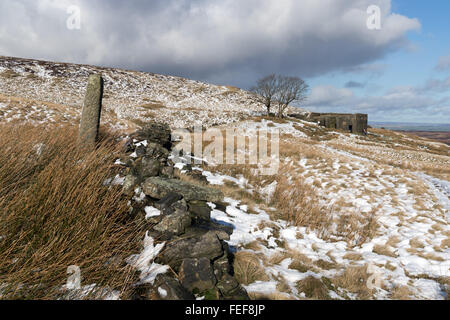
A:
[290,112,368,135]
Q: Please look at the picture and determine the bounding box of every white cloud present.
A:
[307,85,354,106]
[304,83,449,122]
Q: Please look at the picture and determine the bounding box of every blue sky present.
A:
[306,0,450,123]
[0,0,449,123]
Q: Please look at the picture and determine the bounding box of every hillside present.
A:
[0,55,278,130]
[0,56,449,300]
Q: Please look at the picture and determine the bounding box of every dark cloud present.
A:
[345,81,366,88]
[0,0,420,89]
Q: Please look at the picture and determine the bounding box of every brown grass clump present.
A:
[315,259,338,270]
[441,238,450,250]
[233,251,270,286]
[390,285,413,300]
[372,244,397,258]
[335,210,379,246]
[409,238,426,249]
[296,276,331,300]
[288,260,310,273]
[343,253,363,261]
[386,236,401,248]
[0,124,143,299]
[332,265,372,300]
[242,241,262,251]
[271,166,332,236]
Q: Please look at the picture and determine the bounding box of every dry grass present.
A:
[441,238,450,250]
[390,285,413,300]
[288,260,310,273]
[386,236,401,248]
[233,251,270,286]
[343,253,364,261]
[0,124,143,299]
[271,166,332,236]
[296,276,331,300]
[372,244,397,258]
[242,241,262,251]
[332,265,372,300]
[409,238,426,249]
[335,209,379,246]
[0,94,80,124]
[315,259,338,270]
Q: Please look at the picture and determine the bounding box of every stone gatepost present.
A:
[78,74,104,147]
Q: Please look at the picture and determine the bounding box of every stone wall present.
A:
[119,122,249,300]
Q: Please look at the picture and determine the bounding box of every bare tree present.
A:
[275,76,309,118]
[250,74,279,116]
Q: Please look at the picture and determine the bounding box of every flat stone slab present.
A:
[142,177,223,202]
[155,231,224,271]
[179,258,217,292]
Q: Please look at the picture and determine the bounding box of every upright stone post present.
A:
[78,74,104,148]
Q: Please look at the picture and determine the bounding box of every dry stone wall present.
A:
[118,122,249,300]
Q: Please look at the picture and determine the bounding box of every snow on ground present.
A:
[126,232,169,285]
[416,173,450,220]
[171,119,449,300]
[207,181,449,300]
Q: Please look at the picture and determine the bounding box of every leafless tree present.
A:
[251,74,309,118]
[250,74,279,116]
[275,76,309,118]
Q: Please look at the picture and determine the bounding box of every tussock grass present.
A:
[390,285,413,300]
[335,208,379,246]
[343,253,363,261]
[271,166,332,236]
[233,251,269,286]
[296,276,331,300]
[331,265,372,300]
[372,244,397,258]
[0,124,142,299]
[409,238,426,249]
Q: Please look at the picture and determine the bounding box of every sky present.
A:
[0,0,449,123]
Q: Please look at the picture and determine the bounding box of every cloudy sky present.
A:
[0,0,449,123]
